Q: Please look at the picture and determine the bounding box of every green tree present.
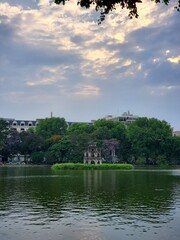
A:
[0,119,9,152]
[68,122,95,135]
[110,122,132,162]
[19,131,45,156]
[31,152,45,164]
[127,117,172,165]
[49,122,95,163]
[3,129,21,156]
[167,136,180,165]
[55,0,180,23]
[67,133,92,162]
[45,136,71,163]
[101,138,119,163]
[92,119,131,162]
[36,117,68,139]
[45,132,91,164]
[92,119,116,140]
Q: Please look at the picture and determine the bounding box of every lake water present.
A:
[0,166,180,240]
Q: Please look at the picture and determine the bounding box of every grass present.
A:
[51,163,134,170]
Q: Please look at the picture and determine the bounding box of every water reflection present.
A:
[0,167,180,240]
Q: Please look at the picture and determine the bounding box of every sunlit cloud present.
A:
[123,59,133,66]
[38,0,50,7]
[25,65,70,86]
[134,46,144,52]
[165,49,171,55]
[153,58,160,63]
[74,84,100,96]
[0,2,21,17]
[137,64,142,71]
[26,78,55,86]
[167,56,180,64]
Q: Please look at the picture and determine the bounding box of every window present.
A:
[20,122,25,126]
[28,122,33,126]
[12,121,17,126]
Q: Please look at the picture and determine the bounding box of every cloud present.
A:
[146,84,180,96]
[167,56,180,64]
[74,84,100,97]
[0,0,180,129]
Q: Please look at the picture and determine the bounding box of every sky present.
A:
[0,0,180,130]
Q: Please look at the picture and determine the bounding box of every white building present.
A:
[103,111,139,124]
[3,118,38,132]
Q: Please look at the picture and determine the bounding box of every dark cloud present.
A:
[121,13,180,57]
[0,2,82,69]
[0,21,15,45]
[70,35,89,44]
[144,61,180,85]
[0,28,81,67]
[102,12,180,88]
[7,44,82,67]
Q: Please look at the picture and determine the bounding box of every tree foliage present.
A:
[127,117,173,165]
[1,116,180,166]
[36,117,68,139]
[54,0,180,23]
[0,119,9,151]
[2,129,45,162]
[3,129,21,156]
[19,131,45,155]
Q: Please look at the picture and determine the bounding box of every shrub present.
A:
[52,163,133,170]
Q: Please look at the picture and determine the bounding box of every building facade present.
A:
[1,118,38,132]
[8,154,31,164]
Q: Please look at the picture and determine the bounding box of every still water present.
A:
[0,166,180,240]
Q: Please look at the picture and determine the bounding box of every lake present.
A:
[0,166,180,240]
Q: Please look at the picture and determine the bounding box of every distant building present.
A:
[173,131,180,137]
[1,117,92,133]
[103,111,139,124]
[1,118,38,132]
[84,143,102,164]
[8,154,31,164]
[103,115,114,120]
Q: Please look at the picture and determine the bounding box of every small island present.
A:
[51,163,134,170]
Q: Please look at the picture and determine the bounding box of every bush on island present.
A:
[51,163,134,170]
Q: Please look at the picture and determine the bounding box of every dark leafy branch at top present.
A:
[54,0,180,23]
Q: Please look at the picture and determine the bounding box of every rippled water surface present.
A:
[0,166,180,240]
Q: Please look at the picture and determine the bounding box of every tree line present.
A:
[0,117,180,165]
